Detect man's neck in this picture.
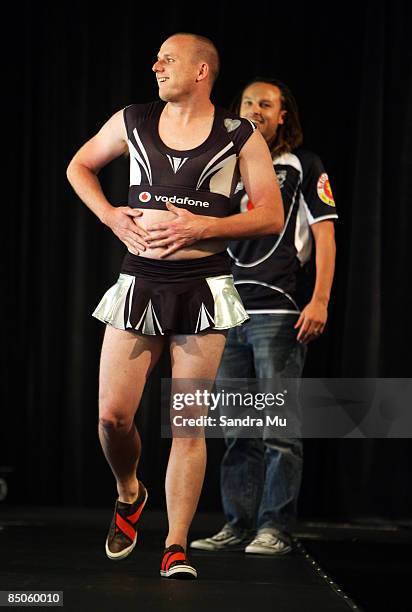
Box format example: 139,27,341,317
163,97,214,125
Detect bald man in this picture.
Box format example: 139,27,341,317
67,33,284,579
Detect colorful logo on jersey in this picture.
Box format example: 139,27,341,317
240,193,254,212
317,173,335,207
139,191,152,203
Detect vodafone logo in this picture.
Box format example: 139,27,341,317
137,191,210,209
139,191,152,203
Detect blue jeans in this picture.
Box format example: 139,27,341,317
218,314,306,538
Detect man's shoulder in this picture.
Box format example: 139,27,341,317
273,150,303,174
292,148,324,171
123,100,165,128
216,106,256,135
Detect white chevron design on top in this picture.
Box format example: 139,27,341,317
166,155,189,174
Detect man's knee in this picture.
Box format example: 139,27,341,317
98,404,134,432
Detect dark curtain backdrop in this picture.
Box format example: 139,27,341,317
3,0,412,520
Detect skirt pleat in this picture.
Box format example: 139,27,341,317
93,272,248,336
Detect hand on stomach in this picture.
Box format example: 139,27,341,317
130,208,227,260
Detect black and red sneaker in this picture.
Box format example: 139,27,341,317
160,544,197,579
105,481,148,560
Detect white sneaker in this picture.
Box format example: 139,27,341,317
190,526,251,551
245,532,292,555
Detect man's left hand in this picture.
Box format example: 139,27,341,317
295,299,328,344
145,202,212,257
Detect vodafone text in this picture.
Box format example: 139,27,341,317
138,191,210,208
155,195,209,208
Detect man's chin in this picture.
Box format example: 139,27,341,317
158,89,188,103
158,87,176,102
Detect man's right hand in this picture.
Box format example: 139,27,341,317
103,206,149,255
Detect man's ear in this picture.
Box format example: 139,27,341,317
278,110,287,125
196,62,209,83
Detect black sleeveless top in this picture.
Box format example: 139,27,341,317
124,101,255,218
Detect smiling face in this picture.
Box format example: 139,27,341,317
239,82,287,144
152,35,202,102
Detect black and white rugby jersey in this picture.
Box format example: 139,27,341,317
123,101,255,218
228,149,338,313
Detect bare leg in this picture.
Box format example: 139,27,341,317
165,330,227,548
99,326,164,502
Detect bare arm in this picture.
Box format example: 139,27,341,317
66,109,148,254
295,221,336,343
146,130,284,256
201,130,284,239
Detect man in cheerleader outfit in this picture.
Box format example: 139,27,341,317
67,35,284,578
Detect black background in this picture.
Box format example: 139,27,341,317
3,0,412,521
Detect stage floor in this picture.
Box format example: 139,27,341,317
1,508,410,611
